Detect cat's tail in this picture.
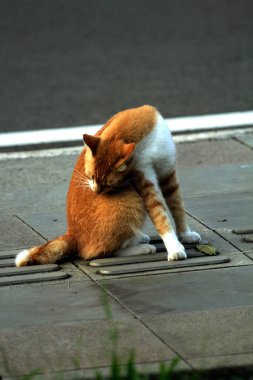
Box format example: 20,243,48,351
15,234,75,267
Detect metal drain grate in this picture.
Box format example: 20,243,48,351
90,250,205,267
89,237,230,275
0,249,69,286
0,264,59,276
0,272,69,286
98,256,230,275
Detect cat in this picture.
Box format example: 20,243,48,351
16,105,201,267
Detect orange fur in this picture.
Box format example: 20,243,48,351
97,105,157,142
67,150,145,259
16,147,146,265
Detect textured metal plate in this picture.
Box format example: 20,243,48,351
0,250,17,259
0,249,70,285
0,271,69,286
0,264,60,277
90,250,205,267
99,256,230,275
233,228,253,235
89,237,208,267
0,259,15,268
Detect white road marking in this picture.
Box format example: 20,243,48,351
0,110,253,149
169,110,253,133
0,146,82,160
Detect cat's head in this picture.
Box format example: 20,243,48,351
83,134,135,194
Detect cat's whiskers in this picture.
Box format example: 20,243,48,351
72,171,90,190
73,171,89,180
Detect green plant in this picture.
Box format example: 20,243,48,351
97,291,180,380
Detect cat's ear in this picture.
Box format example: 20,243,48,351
122,143,135,158
83,134,100,155
115,143,135,171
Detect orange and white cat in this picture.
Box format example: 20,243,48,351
16,105,201,267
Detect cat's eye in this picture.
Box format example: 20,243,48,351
116,163,127,172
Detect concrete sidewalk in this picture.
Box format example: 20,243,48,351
0,133,253,379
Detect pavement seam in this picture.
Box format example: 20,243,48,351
185,210,249,256
14,215,48,242
186,211,252,260
71,261,192,369
98,281,193,369
233,135,253,150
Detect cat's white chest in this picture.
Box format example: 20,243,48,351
135,112,176,177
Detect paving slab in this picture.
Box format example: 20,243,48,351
185,192,253,230
100,266,253,316
3,183,68,215
0,154,75,214
29,360,189,380
189,353,253,371
178,163,253,198
143,307,253,360
235,133,253,149
245,251,253,261
0,280,129,330
216,229,253,253
17,212,67,241
177,138,253,167
0,215,45,250
0,320,178,377
1,271,183,376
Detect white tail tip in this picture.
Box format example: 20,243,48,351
15,249,30,267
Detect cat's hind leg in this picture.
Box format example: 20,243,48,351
115,244,156,257
115,232,155,257
135,230,150,244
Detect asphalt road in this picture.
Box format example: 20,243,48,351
0,0,253,133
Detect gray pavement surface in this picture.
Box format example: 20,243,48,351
1,0,253,133
0,133,253,378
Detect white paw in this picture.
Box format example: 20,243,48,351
116,243,156,257
15,249,30,267
167,242,187,261
179,230,201,244
162,231,188,261
140,244,156,254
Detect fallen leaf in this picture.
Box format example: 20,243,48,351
196,244,217,255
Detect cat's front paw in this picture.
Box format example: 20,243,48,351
163,232,187,261
167,243,187,261
179,230,201,244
